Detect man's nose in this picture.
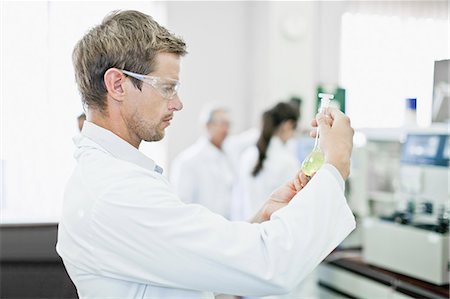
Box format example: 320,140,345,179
169,95,183,111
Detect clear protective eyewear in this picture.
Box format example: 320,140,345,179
121,69,180,100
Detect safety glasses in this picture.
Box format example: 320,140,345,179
121,69,180,100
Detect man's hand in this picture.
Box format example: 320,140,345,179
251,171,311,223
310,107,354,180
250,108,354,224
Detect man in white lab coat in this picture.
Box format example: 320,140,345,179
57,10,356,299
171,105,234,219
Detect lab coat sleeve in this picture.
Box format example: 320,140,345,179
170,158,198,204
90,165,355,297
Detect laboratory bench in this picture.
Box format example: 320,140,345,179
318,249,449,299
0,223,77,298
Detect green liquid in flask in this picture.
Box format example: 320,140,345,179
301,92,334,177
301,149,324,176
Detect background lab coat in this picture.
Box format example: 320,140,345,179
233,137,300,220
170,137,234,219
224,127,260,172
57,122,355,299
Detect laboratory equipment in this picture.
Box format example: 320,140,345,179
404,97,417,127
316,85,346,113
301,93,333,176
318,249,449,299
432,59,449,123
341,128,403,249
363,128,450,285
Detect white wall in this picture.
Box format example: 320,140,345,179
165,2,332,167
165,1,251,165
1,2,346,209
1,1,335,220
316,1,348,85
253,1,318,131
167,1,450,166
0,1,165,222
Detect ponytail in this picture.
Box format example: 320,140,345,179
251,102,299,176
252,111,274,176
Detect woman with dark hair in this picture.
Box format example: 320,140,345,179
252,103,299,176
233,102,300,221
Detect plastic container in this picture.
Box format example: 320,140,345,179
404,98,417,127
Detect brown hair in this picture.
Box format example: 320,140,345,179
252,102,299,176
72,10,187,112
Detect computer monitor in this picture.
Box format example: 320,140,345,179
431,59,449,123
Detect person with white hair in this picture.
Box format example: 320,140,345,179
170,104,234,219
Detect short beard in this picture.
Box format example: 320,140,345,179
130,110,165,143
145,131,164,142
143,123,165,142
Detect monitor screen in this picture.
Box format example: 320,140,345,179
444,137,450,160
401,134,449,167
432,59,450,123
405,135,440,159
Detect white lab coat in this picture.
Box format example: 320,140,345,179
57,122,355,299
170,137,234,219
224,127,260,172
233,137,300,220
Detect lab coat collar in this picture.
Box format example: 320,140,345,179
76,121,163,174
196,137,226,159
268,136,286,152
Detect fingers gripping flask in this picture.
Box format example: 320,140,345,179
301,93,334,176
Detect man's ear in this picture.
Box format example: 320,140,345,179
104,68,126,102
